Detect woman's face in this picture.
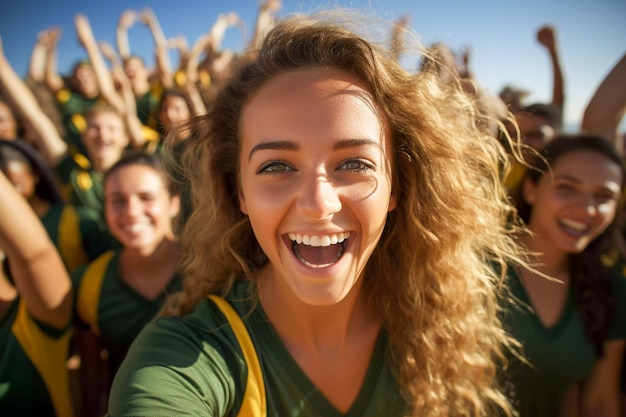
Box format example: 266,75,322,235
74,64,99,98
238,68,396,306
3,160,36,200
104,164,179,254
0,101,17,140
159,95,191,133
523,149,622,254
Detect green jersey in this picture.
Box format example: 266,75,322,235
501,266,626,417
55,153,104,222
107,281,408,416
41,203,112,273
72,250,181,370
0,299,74,417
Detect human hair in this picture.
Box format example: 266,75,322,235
104,150,177,196
83,104,123,125
0,139,64,203
515,134,625,356
176,13,520,416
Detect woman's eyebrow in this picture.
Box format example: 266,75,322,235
248,137,382,161
333,138,382,151
248,140,298,161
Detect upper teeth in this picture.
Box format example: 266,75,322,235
288,232,350,247
560,218,587,231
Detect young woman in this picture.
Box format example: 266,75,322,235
71,150,181,415
0,139,111,273
108,14,521,416
0,169,74,417
504,135,626,416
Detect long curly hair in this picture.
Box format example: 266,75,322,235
515,134,625,356
174,13,522,417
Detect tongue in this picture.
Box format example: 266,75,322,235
295,243,342,265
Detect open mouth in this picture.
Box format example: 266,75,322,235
287,232,350,268
557,218,589,237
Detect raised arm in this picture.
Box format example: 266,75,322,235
28,28,61,82
0,36,67,165
582,53,626,151
390,14,410,63
0,170,72,329
116,10,137,60
99,41,146,149
248,0,281,54
75,14,126,114
40,27,64,93
536,25,565,126
140,7,174,89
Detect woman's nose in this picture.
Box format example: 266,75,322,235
297,174,342,219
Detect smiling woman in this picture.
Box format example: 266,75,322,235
505,134,626,416
107,11,523,417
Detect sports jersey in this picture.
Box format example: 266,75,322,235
55,153,104,222
41,203,112,273
72,250,182,371
55,89,99,157
107,280,408,416
0,298,74,417
501,265,626,416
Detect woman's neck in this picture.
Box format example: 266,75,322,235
257,269,380,352
518,231,569,277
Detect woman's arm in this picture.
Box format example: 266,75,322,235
580,339,625,417
0,36,68,165
536,25,565,122
99,41,146,149
116,9,137,60
41,27,64,93
140,7,174,89
75,14,126,114
0,170,72,329
582,53,626,151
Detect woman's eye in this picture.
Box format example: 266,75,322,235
339,158,374,173
256,160,293,175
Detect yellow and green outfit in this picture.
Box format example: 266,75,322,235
55,89,99,157
55,153,104,223
71,250,182,372
0,298,74,417
41,203,113,273
107,280,408,417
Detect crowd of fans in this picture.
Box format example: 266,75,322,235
1,1,625,416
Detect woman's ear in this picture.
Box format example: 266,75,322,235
238,188,248,215
169,194,181,218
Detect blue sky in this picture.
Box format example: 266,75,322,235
1,0,625,130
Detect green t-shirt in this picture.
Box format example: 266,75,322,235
41,203,112,273
0,298,74,417
107,281,408,416
72,250,181,371
55,153,104,223
501,265,626,416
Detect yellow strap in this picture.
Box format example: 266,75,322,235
58,205,88,272
77,251,115,334
208,294,266,417
12,301,75,417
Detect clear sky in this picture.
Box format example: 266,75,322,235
1,0,625,131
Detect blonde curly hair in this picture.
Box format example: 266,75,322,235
174,12,522,417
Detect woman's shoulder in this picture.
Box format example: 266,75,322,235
108,298,247,416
